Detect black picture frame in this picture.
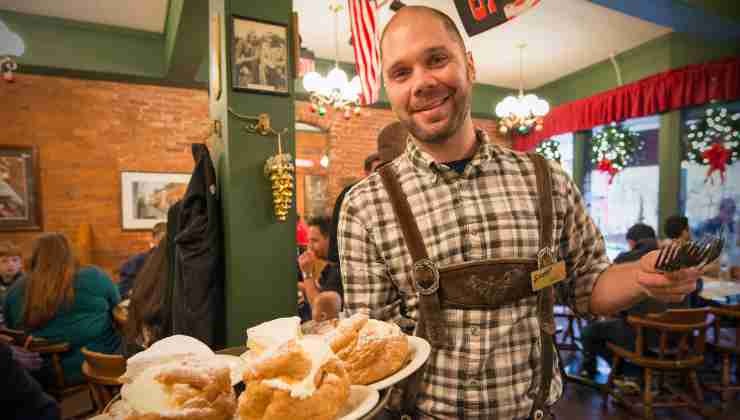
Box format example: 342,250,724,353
0,145,42,231
231,14,290,96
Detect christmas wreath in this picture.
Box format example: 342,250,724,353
684,105,740,184
590,122,643,184
535,138,561,163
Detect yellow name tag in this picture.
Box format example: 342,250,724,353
530,260,566,291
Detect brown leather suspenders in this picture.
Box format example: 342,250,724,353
377,153,557,419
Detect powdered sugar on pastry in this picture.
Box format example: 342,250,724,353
246,316,302,355
357,319,402,346
262,335,334,399
123,335,214,382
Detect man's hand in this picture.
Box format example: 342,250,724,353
298,250,316,275
636,250,701,303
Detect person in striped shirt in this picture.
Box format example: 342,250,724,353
338,6,701,419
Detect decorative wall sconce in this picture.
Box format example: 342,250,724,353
228,108,295,221
1,56,18,83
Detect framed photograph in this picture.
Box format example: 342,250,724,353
121,171,191,230
0,145,42,231
231,15,290,95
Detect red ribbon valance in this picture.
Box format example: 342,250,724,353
513,56,740,151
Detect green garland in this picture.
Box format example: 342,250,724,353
590,122,644,183
535,138,561,163
684,105,740,166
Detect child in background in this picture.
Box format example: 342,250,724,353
311,291,342,323
0,241,23,326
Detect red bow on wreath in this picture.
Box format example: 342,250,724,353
597,159,619,184
702,142,730,184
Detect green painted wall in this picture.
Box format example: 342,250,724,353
1,10,166,78
164,0,185,72
658,111,683,236
213,0,297,347
535,32,740,107
678,0,740,23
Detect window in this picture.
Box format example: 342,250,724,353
552,132,574,177
583,116,661,260
681,100,740,267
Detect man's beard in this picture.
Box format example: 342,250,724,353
402,89,470,145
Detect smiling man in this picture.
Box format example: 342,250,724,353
338,6,700,420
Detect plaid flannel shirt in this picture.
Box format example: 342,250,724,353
338,129,610,419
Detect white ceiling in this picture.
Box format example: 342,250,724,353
0,0,169,33
293,0,672,89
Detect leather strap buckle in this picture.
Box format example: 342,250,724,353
412,258,440,295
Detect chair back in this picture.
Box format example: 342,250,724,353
0,326,31,347
627,308,712,362
81,347,125,413
81,347,126,382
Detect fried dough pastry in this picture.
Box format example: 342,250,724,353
238,337,350,420
121,357,237,420
329,315,410,385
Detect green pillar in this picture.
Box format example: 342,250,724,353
210,0,296,347
658,110,683,237
572,131,589,192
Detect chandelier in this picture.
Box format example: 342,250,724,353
495,44,549,135
302,2,362,119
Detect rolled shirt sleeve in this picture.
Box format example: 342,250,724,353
552,164,610,317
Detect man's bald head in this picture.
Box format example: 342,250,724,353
380,6,466,57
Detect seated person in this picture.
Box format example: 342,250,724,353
118,222,166,298
298,216,342,312
312,291,342,323
580,223,662,378
0,341,60,420
3,233,122,386
664,215,690,244
613,223,658,264
0,241,23,326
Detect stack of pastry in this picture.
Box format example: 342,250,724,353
93,336,237,420
326,314,410,385
237,317,350,420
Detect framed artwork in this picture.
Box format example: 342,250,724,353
231,15,290,95
304,174,328,219
0,145,41,231
121,171,191,230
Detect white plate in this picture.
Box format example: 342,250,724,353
368,336,431,391
214,354,248,386
337,385,380,420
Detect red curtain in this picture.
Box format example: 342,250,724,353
513,56,740,151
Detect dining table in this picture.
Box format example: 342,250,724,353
700,276,740,304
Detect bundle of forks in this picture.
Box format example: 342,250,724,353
654,237,725,272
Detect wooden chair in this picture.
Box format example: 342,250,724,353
601,308,713,420
0,327,91,408
81,347,126,413
705,304,740,408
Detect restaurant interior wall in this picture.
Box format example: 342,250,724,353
0,73,209,276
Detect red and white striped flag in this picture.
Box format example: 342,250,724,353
348,0,381,105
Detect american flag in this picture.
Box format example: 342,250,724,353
348,0,381,105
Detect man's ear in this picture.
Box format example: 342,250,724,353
466,51,476,82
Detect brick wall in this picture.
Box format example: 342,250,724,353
1,74,210,277
0,74,507,277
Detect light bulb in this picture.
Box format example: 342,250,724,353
320,154,330,168
327,67,348,90
302,71,322,92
